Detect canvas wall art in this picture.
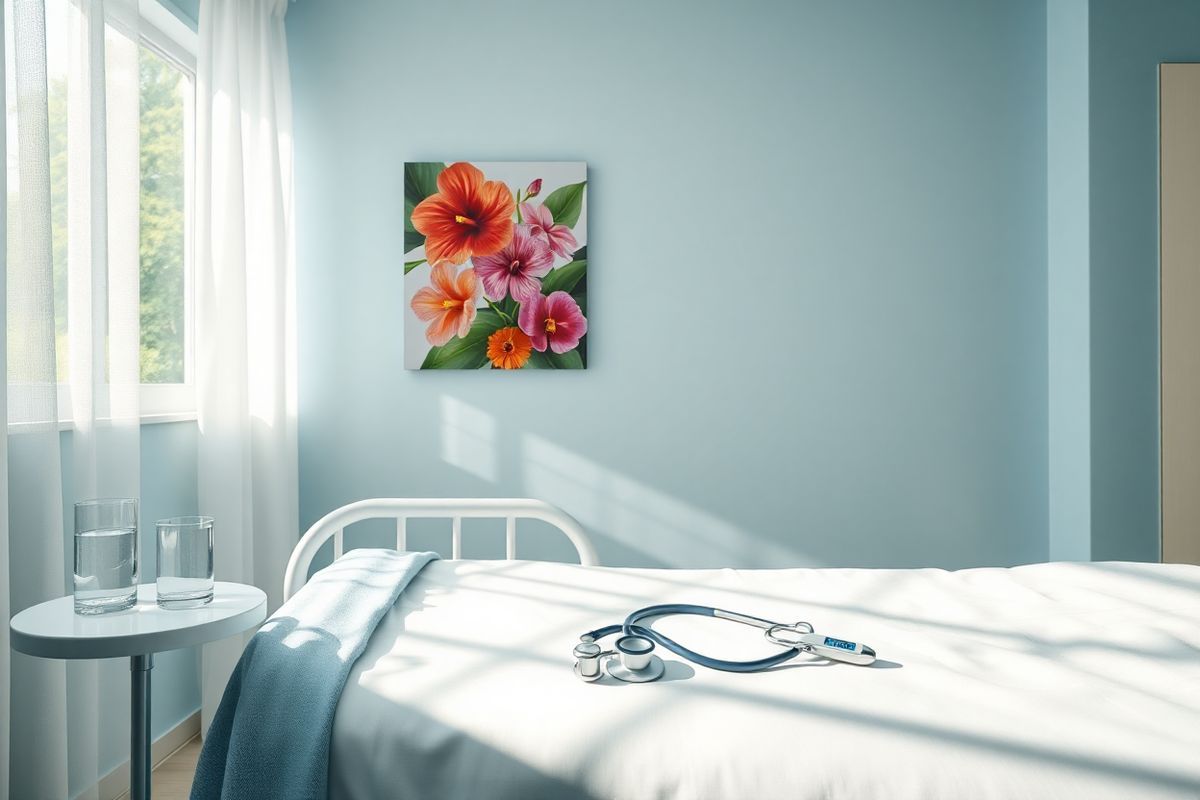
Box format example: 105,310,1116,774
404,161,588,370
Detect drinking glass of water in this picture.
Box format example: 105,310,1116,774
74,498,139,614
156,516,214,609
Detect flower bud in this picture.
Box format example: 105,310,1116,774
525,178,542,199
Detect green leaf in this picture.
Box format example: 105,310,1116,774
405,162,444,208
404,259,426,274
404,163,444,254
541,259,586,295
526,348,585,370
501,296,520,321
573,290,587,317
541,181,586,229
524,351,553,369
548,349,584,369
404,228,425,254
419,309,504,369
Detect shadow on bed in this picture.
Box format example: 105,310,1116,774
660,680,1200,796
334,576,606,799
473,560,1200,663
331,703,605,800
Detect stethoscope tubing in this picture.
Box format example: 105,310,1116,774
582,604,803,673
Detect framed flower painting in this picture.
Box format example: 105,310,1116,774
404,161,588,370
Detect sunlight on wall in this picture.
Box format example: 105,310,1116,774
440,396,498,483
521,433,812,568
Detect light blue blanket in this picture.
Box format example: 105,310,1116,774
190,548,439,800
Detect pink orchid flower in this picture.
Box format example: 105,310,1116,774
520,202,579,260
518,291,587,354
472,224,554,304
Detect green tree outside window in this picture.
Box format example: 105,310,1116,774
25,43,188,385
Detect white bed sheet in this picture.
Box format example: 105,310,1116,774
330,560,1200,800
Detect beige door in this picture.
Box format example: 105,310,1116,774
1160,63,1200,564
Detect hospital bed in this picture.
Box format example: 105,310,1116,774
256,499,1200,799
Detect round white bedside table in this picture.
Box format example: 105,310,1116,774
10,582,266,800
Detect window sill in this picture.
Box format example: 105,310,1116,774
139,411,198,426
7,412,197,435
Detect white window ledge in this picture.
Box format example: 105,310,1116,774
137,411,198,426
7,412,197,434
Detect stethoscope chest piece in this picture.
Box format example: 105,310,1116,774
606,634,664,683
606,653,665,683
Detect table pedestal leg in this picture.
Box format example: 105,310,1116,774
131,653,154,800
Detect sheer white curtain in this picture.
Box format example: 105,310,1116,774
0,13,9,794
196,0,298,733
4,0,140,795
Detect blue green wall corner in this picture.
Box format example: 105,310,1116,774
1085,0,1200,562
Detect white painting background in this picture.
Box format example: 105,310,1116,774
404,162,588,368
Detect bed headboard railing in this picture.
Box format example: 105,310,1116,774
283,498,599,601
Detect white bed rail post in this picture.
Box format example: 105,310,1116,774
283,499,598,601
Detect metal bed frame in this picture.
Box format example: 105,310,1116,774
283,498,599,601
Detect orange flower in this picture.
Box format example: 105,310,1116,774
410,162,515,266
487,326,533,370
410,262,479,346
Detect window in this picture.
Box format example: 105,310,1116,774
6,0,196,426
138,43,190,385
136,6,196,419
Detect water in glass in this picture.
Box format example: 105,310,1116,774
74,499,139,614
157,516,214,608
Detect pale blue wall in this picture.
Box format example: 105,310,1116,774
158,0,198,29
287,0,1050,569
1047,0,1091,561
1087,0,1200,561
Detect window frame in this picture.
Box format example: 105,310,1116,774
135,0,197,423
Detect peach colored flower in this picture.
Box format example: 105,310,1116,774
410,262,479,346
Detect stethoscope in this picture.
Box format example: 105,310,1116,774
573,604,877,683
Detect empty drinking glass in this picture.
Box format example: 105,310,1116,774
74,498,139,614
156,516,214,609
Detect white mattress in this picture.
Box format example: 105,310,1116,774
329,560,1200,799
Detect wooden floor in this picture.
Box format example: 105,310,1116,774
116,735,200,800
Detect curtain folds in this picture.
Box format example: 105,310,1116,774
196,0,298,734
4,0,140,795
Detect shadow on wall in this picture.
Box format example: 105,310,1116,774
439,396,815,568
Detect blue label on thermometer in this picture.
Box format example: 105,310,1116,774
823,636,857,651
